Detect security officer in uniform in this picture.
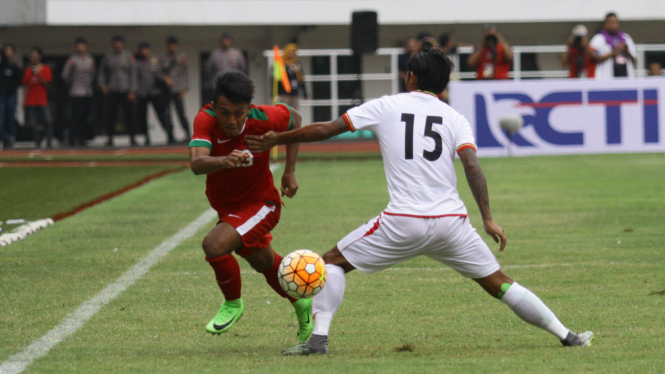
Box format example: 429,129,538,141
136,41,174,145
160,35,190,141
98,35,137,147
62,37,95,146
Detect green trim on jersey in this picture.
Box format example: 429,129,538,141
247,107,268,121
203,108,216,117
189,139,212,149
276,102,295,130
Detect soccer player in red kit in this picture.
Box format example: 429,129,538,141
188,72,313,340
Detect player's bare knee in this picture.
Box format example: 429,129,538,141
322,246,354,273
201,235,233,258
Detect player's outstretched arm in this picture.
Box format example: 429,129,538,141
459,148,507,251
245,116,349,153
281,108,303,198
189,146,248,175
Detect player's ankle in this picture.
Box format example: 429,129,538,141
224,297,243,306
291,298,308,310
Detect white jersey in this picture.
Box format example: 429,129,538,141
343,90,477,217
589,32,637,79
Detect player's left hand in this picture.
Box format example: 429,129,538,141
483,219,507,252
245,131,278,153
281,171,299,198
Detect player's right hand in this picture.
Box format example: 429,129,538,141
221,149,249,168
483,219,507,251
245,131,278,153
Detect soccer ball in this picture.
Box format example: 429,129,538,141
278,250,327,299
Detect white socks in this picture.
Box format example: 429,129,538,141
312,264,346,336
501,282,570,340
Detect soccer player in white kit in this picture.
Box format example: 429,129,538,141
246,48,593,354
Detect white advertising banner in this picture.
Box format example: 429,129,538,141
449,79,665,157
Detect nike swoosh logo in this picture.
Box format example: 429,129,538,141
218,138,231,144
213,316,236,331
228,214,241,218
306,312,310,324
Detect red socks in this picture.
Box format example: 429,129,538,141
206,254,242,301
206,251,296,303
260,252,297,303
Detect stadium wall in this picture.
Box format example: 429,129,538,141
2,19,665,141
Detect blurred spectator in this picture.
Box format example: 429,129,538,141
136,42,173,145
438,35,460,103
62,37,95,146
98,35,137,147
561,25,597,78
0,44,22,149
416,32,438,51
467,24,513,80
276,43,308,110
22,47,53,148
398,38,419,92
648,62,663,77
439,33,459,55
160,36,190,141
590,12,636,79
205,32,246,89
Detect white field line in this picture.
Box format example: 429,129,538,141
0,208,218,374
0,164,282,374
0,219,54,247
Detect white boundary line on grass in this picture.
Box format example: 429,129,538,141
0,164,282,374
0,208,218,374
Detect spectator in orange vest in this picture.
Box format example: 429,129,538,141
562,25,598,78
467,24,513,80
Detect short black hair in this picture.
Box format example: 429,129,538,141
214,72,254,103
75,37,87,45
605,12,617,20
406,48,453,94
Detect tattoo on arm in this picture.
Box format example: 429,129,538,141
460,149,492,221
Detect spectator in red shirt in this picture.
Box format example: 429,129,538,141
561,25,597,78
467,24,513,80
22,47,53,148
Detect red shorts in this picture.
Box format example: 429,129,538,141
217,201,281,256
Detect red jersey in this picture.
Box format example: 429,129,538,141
475,44,511,80
22,65,52,107
189,103,294,212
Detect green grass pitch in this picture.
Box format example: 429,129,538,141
0,166,183,222
1,154,664,373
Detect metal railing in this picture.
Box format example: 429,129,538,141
264,44,665,113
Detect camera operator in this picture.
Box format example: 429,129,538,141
467,24,513,80
561,25,597,78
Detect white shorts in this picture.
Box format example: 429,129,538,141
337,213,500,279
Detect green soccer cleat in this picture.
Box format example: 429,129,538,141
292,298,313,342
206,298,244,335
